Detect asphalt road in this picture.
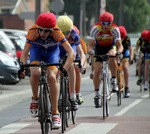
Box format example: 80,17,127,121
0,63,150,134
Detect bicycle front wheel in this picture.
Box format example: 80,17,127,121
102,74,106,119
61,77,66,133
39,84,50,134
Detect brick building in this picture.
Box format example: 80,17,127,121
0,0,49,31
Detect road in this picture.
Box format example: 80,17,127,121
0,63,150,134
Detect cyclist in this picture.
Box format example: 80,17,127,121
56,15,86,110
134,30,148,85
20,12,75,129
143,31,150,90
119,26,133,98
73,25,87,105
88,12,123,108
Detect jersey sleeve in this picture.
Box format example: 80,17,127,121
126,36,131,46
52,25,68,46
26,25,39,46
89,26,99,40
80,38,87,54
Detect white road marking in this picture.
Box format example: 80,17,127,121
115,94,148,116
0,123,32,134
65,123,118,134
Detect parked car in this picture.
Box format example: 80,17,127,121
0,29,27,43
0,50,20,84
0,29,30,76
0,31,17,59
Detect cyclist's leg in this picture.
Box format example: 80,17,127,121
29,49,43,116
108,48,118,92
122,50,130,98
137,55,143,85
46,50,61,129
144,55,150,91
74,65,83,105
93,61,102,108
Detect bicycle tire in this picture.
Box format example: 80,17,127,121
117,69,121,106
71,110,76,124
106,73,110,117
66,79,71,127
61,77,66,133
140,61,145,92
102,74,106,119
39,84,50,134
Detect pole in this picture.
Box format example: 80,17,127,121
35,0,41,23
119,0,123,26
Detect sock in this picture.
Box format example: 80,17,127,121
76,93,81,96
51,110,59,115
95,89,100,96
111,77,116,83
33,96,39,100
70,91,76,100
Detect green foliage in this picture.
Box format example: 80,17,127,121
106,0,150,33
50,0,150,35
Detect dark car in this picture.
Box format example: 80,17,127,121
0,51,20,84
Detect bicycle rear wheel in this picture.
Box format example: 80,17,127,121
117,69,121,106
60,77,66,133
39,84,50,134
72,110,76,124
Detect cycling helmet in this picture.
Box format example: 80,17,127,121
56,15,73,32
119,26,127,38
73,25,80,35
36,12,56,29
99,12,114,22
146,31,150,42
141,30,148,39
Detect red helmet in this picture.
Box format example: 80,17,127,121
36,12,56,29
73,25,80,35
119,26,127,38
146,31,150,42
99,12,114,22
141,30,148,39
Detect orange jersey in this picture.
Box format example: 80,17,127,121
80,38,87,54
26,25,68,48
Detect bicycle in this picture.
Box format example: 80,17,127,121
19,61,62,134
94,54,115,119
58,58,84,133
116,54,125,106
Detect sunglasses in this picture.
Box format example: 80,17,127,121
101,22,111,26
63,31,70,35
38,28,51,33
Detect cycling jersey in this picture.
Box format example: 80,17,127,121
89,22,121,46
59,29,80,59
122,36,131,54
76,38,87,59
26,24,68,65
136,38,149,53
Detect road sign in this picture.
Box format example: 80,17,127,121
50,0,64,14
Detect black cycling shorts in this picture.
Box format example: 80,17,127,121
95,44,115,62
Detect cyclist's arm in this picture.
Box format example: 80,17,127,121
134,45,140,54
128,45,134,60
116,40,123,53
20,44,31,64
62,42,75,70
88,39,95,52
76,44,86,66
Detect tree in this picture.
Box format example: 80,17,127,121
50,0,150,35
106,0,150,33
